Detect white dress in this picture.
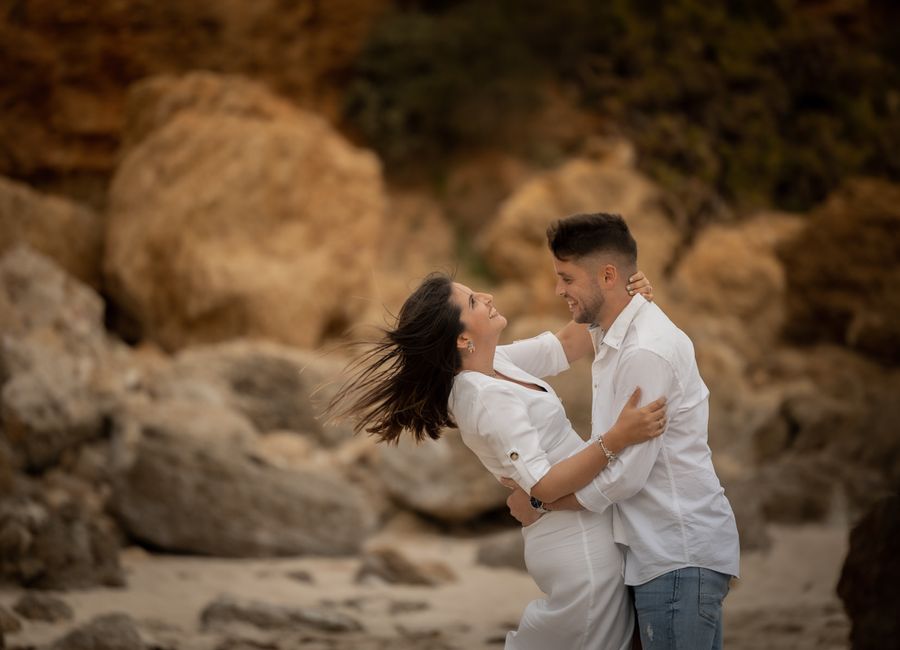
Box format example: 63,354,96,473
449,333,634,650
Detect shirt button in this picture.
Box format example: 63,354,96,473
508,451,519,461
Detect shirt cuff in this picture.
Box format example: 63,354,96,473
574,480,614,514
539,331,570,375
518,458,553,493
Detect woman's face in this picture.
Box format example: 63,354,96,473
451,282,507,347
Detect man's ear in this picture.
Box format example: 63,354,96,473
600,263,619,288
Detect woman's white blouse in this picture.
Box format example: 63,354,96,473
448,332,584,492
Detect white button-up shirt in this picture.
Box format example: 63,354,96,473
571,294,740,586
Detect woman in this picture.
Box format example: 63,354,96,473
331,272,665,649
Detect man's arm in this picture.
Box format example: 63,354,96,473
555,321,594,363
545,493,583,511
574,348,677,514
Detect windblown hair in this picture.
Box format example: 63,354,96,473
546,212,637,267
327,273,463,444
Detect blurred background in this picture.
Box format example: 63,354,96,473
1,1,898,648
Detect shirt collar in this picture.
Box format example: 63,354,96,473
592,294,648,351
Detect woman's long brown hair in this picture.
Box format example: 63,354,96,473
327,273,464,443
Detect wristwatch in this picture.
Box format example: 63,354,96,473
530,496,549,514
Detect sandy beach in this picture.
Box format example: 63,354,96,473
1,518,850,649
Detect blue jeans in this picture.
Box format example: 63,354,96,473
632,567,731,650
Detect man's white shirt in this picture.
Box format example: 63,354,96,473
552,294,740,586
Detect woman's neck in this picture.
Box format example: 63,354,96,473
460,341,498,375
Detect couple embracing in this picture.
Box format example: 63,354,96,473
333,213,740,649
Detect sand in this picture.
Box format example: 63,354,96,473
0,519,850,649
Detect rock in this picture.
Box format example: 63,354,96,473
366,190,456,325
759,347,900,504
104,73,386,351
0,475,124,589
443,152,534,235
286,570,314,584
479,157,681,317
779,178,900,365
0,606,21,633
837,494,900,650
285,350,370,448
670,212,805,358
374,428,510,523
0,246,133,470
0,245,107,369
475,529,527,571
0,177,103,287
0,2,389,207
49,613,144,650
146,340,328,440
718,480,771,552
12,592,73,623
121,73,300,154
1,356,106,471
761,456,836,523
355,548,456,586
109,400,373,556
200,595,363,633
0,438,19,495
253,432,319,469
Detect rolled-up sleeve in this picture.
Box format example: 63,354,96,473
575,349,676,513
499,331,570,379
473,384,552,492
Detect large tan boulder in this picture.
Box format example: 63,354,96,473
778,178,900,365
662,213,806,459
105,73,387,351
669,212,806,358
364,190,457,326
0,177,102,287
0,1,390,206
479,157,681,317
120,72,300,154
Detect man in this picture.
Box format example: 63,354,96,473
507,213,739,649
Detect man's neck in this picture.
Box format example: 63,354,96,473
595,292,632,331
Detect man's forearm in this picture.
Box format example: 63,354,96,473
555,321,593,363
545,493,584,511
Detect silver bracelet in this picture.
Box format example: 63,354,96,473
597,436,618,463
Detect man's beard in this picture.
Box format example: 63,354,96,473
573,290,605,325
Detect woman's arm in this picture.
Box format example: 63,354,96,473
528,387,666,503
555,272,654,363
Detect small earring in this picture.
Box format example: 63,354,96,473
467,340,474,353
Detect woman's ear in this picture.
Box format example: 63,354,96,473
457,334,470,352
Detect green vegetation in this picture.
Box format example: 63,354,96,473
344,0,899,211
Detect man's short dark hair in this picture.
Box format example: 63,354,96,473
546,212,637,265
